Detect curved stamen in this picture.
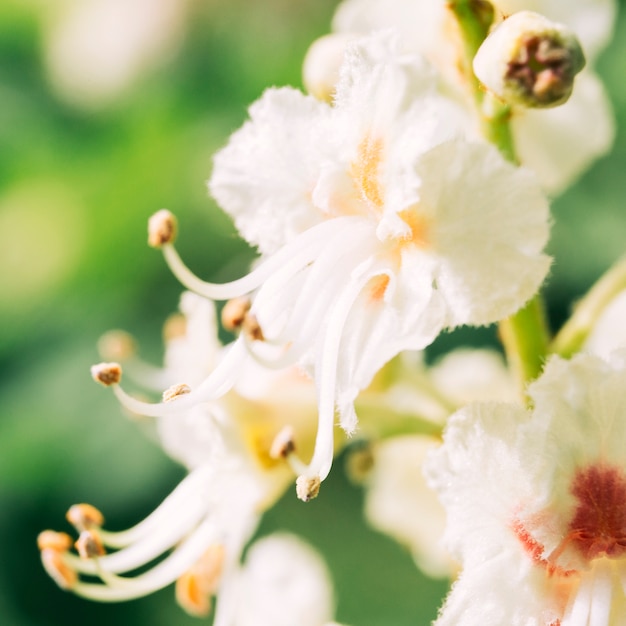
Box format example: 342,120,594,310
110,339,246,418
301,261,389,488
90,466,214,550
65,491,210,577
69,518,219,602
160,217,358,302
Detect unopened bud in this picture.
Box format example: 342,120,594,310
296,475,321,502
75,530,106,559
91,362,122,386
474,11,585,108
148,209,177,247
302,33,354,102
66,503,104,531
163,383,191,402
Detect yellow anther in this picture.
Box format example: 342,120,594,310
221,297,251,332
148,209,177,248
66,503,104,531
75,530,106,559
296,475,321,502
163,383,192,403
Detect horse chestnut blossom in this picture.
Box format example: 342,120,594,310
38,292,322,618
426,352,626,625
327,0,616,193
153,32,550,491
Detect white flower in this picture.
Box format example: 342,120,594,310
426,353,626,625
39,293,322,618
330,0,616,193
231,533,336,626
42,0,189,108
156,32,550,489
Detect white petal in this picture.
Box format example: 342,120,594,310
418,140,551,325
209,88,330,255
512,70,615,195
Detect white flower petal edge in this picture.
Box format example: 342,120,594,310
426,353,626,625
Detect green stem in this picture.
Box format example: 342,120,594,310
551,256,626,358
447,0,494,107
499,296,550,388
449,0,550,392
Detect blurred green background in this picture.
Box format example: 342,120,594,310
1,1,625,624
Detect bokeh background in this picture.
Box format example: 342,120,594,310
1,1,625,624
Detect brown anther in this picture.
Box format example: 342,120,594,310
242,313,264,342
163,313,187,341
97,330,136,361
148,209,177,248
221,297,251,332
66,503,104,531
296,475,321,502
163,383,191,403
90,362,122,386
37,530,73,552
40,549,78,590
75,530,106,559
269,426,296,460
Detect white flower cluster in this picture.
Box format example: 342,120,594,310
39,0,626,624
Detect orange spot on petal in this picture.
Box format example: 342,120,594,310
351,135,385,211
397,208,430,246
368,274,390,302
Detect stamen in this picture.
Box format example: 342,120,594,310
91,362,122,387
175,544,225,617
221,297,251,332
69,518,219,602
97,330,136,361
296,475,321,502
38,531,77,590
37,530,73,552
159,216,357,301
75,530,106,559
66,504,104,532
162,383,191,403
242,314,264,342
108,339,247,419
41,548,77,590
270,426,296,459
92,466,214,551
305,260,384,482
148,209,177,248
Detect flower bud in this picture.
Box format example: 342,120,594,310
473,11,585,108
302,33,354,103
